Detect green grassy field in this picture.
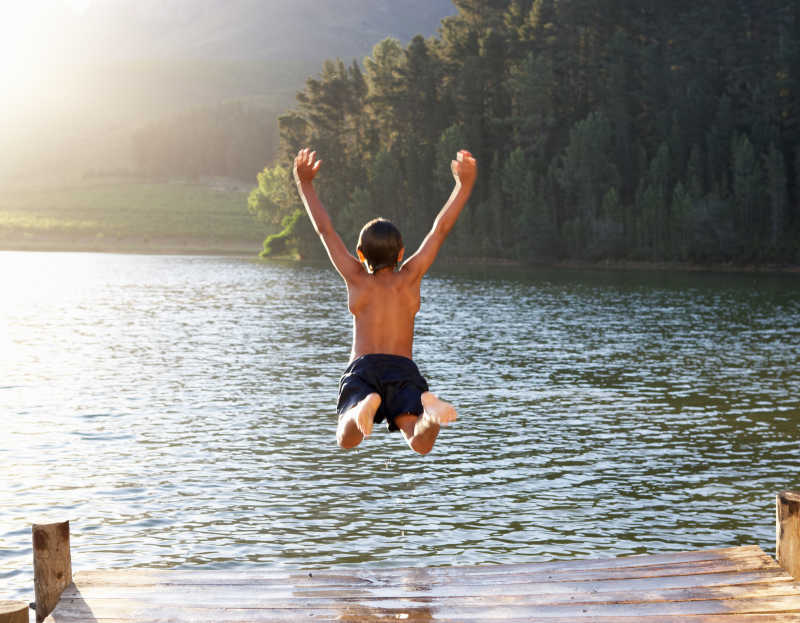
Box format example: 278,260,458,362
0,181,266,254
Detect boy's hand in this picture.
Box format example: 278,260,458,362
451,149,477,188
293,147,322,185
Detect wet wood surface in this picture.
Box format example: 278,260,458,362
45,545,800,622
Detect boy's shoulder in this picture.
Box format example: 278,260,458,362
345,267,420,292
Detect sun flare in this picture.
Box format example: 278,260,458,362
0,1,90,113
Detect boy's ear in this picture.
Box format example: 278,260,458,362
397,247,405,264
357,248,366,263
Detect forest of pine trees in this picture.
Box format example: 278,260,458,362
249,0,800,265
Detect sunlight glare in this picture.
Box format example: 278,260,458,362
0,1,89,118
64,0,92,12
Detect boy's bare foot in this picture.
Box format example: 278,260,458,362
337,393,381,448
353,392,381,437
421,392,457,425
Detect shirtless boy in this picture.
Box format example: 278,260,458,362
293,147,477,454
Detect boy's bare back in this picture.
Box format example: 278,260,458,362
293,147,477,361
346,267,420,360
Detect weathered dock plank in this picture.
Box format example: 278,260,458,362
44,545,800,622
39,615,800,623
65,545,779,587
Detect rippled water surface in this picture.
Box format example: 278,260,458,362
2,251,799,602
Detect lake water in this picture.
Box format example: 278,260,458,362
2,251,799,603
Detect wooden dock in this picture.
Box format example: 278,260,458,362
44,545,800,622
14,491,800,622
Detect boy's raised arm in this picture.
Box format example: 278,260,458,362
403,149,477,278
293,148,362,281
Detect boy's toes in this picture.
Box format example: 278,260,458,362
421,393,457,426
436,405,457,425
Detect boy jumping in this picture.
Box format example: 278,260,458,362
293,147,477,455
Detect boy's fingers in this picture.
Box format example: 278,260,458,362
309,150,317,164
312,160,322,172
457,149,474,164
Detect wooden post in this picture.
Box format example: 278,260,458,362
0,601,29,623
777,491,800,581
32,521,72,623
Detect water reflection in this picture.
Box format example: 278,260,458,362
1,252,799,602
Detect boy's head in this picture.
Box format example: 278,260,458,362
357,218,404,273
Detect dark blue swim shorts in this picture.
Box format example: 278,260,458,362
336,354,429,432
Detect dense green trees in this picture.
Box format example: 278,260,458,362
250,0,800,264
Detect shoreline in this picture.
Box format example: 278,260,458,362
550,258,800,275
0,237,261,257
3,241,799,274
437,256,800,275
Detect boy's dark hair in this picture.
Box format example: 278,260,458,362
357,218,403,273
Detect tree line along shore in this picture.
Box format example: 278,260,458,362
249,0,800,268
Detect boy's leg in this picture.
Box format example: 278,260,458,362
337,393,381,449
395,392,457,455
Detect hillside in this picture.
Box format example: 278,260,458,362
1,0,455,182
0,180,261,254
71,0,456,63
